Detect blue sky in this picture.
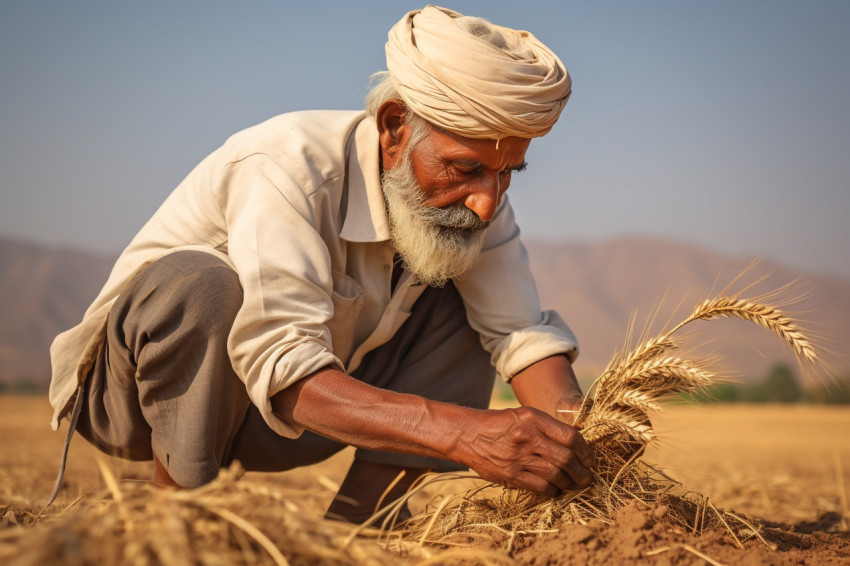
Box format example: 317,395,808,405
2,1,849,278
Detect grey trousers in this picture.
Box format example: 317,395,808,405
75,251,495,487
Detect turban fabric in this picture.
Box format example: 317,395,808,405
385,5,571,140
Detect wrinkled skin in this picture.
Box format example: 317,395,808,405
380,102,530,224
268,102,594,513
273,357,594,500
152,102,593,523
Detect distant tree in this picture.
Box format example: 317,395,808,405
691,383,744,403
763,363,802,403
809,376,850,404
744,381,769,403
713,383,745,402
823,383,850,404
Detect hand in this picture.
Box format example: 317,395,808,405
553,393,587,427
454,406,595,497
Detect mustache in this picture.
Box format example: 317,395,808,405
420,204,491,232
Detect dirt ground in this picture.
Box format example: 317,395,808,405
2,395,849,564
646,404,850,527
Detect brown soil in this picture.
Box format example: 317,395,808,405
484,500,850,565
2,397,849,564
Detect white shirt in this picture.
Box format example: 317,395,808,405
49,111,579,437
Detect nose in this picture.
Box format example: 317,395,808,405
463,174,503,222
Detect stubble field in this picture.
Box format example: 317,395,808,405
1,395,849,564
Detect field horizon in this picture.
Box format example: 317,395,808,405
2,395,848,564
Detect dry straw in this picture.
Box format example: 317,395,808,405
397,283,824,551
2,279,827,564
6,464,416,566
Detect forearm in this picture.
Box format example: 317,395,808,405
271,366,473,462
272,363,594,494
510,354,584,418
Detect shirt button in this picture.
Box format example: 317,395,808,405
383,264,391,271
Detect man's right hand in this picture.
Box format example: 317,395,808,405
274,367,594,497
451,406,595,497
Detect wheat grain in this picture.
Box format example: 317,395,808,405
402,287,826,552
673,297,818,365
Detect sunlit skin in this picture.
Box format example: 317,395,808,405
155,101,593,523
379,101,531,223
375,100,590,419
158,101,596,524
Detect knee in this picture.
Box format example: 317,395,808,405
113,251,243,350
168,254,243,332
153,251,240,296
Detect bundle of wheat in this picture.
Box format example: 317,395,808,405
397,287,823,552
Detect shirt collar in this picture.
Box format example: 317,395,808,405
340,116,391,243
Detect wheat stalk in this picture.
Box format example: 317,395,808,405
401,288,825,550
583,295,819,463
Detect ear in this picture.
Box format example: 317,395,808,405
376,99,410,170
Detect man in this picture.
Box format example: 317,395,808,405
48,5,593,522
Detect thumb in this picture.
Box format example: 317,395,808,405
555,394,586,426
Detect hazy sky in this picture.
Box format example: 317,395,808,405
2,1,849,278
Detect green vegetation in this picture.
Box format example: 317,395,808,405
0,377,49,395
692,362,850,404
494,363,850,406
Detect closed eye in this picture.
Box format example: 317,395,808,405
450,160,527,176
452,160,483,175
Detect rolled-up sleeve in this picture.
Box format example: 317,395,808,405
454,196,579,381
220,154,342,437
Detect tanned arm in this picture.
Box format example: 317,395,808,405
271,366,594,496
509,354,586,425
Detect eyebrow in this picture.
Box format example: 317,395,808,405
451,159,528,172
511,161,528,173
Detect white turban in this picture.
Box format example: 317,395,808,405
385,5,571,140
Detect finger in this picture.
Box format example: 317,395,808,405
517,426,593,489
538,443,594,488
555,408,580,426
555,394,584,425
514,471,561,498
523,457,575,493
538,417,595,469
561,451,594,487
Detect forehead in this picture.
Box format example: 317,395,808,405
414,126,531,168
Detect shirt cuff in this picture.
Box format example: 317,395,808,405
491,310,580,381
248,341,344,438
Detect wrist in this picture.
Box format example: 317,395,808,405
423,399,483,467
511,354,584,417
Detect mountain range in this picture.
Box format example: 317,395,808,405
526,237,849,384
1,235,847,388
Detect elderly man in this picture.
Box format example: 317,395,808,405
48,6,593,522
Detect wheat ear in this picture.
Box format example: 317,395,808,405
670,297,818,365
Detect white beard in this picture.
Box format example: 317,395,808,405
382,153,490,288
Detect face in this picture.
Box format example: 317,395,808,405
384,118,531,223
405,128,530,222
378,102,532,286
